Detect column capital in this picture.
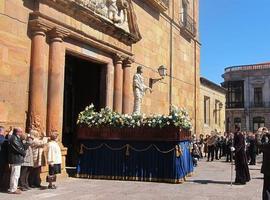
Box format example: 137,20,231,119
29,19,49,37
123,57,134,67
48,27,69,43
114,53,125,64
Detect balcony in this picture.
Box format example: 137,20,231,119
145,0,169,12
224,62,270,73
226,102,244,109
250,102,270,108
180,13,197,38
226,102,270,109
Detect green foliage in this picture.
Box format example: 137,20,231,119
77,104,192,130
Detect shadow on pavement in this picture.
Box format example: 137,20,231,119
249,168,261,171
187,180,231,185
252,177,263,180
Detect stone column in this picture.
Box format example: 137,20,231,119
28,25,48,134
46,28,67,139
113,54,124,113
122,57,134,114
105,62,114,109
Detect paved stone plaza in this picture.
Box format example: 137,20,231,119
0,158,263,200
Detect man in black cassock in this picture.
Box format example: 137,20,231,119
259,131,270,200
233,126,250,185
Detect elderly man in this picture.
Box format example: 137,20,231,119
8,127,26,194
133,66,151,114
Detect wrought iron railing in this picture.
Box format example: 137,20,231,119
180,13,197,37
226,102,244,109
250,102,270,108
162,0,169,7
227,101,270,109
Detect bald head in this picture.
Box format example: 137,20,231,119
13,127,23,137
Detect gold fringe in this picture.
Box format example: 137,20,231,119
74,174,189,184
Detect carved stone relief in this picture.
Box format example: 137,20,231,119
40,0,142,44
74,0,129,32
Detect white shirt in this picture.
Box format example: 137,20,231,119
47,141,62,165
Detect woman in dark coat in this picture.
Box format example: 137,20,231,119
233,127,250,185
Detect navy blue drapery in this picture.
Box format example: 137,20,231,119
76,140,193,183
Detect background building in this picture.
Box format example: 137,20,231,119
223,62,270,132
199,77,226,136
0,0,200,168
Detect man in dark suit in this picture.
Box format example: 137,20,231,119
260,132,270,200
249,134,257,165
8,127,26,194
0,126,8,190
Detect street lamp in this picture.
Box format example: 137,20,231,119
149,65,167,88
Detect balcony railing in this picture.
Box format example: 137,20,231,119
227,101,270,109
224,63,270,73
180,13,197,37
250,102,270,108
162,0,169,7
226,102,244,109
146,0,169,12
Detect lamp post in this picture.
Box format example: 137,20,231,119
149,65,167,89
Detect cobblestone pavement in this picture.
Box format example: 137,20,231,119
0,157,263,200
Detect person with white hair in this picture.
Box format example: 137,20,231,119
19,133,34,191
29,130,47,188
47,132,62,189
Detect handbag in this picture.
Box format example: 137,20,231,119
46,175,57,183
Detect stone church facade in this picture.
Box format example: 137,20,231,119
0,0,200,167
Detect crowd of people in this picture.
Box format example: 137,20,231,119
191,126,270,200
0,126,62,195
191,129,265,166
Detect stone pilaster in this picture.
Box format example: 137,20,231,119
46,28,68,139
122,57,134,114
28,24,48,134
113,54,124,113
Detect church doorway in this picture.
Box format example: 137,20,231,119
62,53,106,169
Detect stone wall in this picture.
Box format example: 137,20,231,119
199,82,226,136
0,0,33,128
0,0,200,134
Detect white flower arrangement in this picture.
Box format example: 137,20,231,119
77,104,192,130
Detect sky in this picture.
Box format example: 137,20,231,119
200,0,270,84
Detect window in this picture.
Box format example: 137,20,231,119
253,117,265,132
234,118,241,129
254,87,263,107
214,100,221,125
181,0,189,20
204,96,210,125
225,81,244,108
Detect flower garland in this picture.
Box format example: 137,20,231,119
77,104,192,130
